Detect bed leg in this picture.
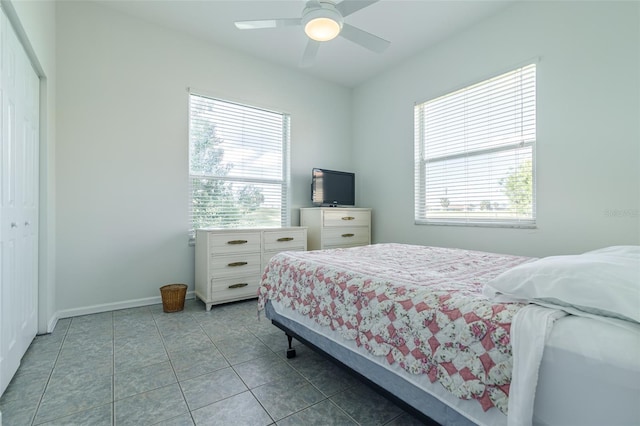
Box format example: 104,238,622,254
286,334,296,359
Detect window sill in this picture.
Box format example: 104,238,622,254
415,220,537,229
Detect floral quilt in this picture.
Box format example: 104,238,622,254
258,243,532,414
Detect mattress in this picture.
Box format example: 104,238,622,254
259,244,640,425
266,300,640,426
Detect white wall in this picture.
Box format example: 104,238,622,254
46,0,640,315
353,1,640,257
7,0,57,332
55,1,352,314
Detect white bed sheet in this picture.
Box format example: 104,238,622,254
270,300,640,426
533,316,640,426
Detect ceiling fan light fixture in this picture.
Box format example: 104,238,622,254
302,3,343,42
305,17,341,41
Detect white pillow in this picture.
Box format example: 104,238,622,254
483,246,640,323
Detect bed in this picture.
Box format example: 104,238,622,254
257,243,640,426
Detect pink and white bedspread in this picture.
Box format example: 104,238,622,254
258,243,532,414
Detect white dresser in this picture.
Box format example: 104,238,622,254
300,207,371,250
195,227,307,311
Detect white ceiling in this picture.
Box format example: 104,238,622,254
94,0,516,87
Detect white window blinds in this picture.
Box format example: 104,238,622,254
414,64,536,227
189,93,290,232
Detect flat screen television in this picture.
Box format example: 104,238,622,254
311,168,355,207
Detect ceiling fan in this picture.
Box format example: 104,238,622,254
234,0,390,67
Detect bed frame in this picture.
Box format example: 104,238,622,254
265,301,477,426
272,319,439,425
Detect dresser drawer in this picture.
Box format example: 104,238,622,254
263,229,307,251
210,275,260,300
323,210,370,227
208,232,261,254
209,253,262,277
322,227,369,247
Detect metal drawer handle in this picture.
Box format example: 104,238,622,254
227,261,248,267
227,239,248,245
228,283,248,289
341,216,355,221
341,233,355,238
277,237,294,242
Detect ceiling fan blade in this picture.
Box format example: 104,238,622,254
340,23,390,53
335,0,379,18
300,40,320,67
235,18,301,30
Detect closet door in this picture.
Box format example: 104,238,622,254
18,28,39,361
0,6,39,396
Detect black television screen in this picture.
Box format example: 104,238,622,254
311,168,355,207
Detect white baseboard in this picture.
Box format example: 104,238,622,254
46,313,59,334
54,291,196,321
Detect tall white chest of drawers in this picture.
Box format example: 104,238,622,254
300,207,371,250
195,227,307,311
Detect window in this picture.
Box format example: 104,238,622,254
414,63,536,227
189,93,290,233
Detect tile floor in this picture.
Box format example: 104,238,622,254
0,298,427,425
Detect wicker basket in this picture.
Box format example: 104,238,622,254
160,284,188,313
